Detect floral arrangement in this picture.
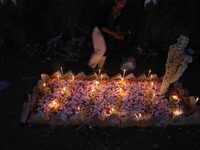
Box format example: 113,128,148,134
160,35,193,95
33,78,188,122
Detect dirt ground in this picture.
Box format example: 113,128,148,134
0,45,200,150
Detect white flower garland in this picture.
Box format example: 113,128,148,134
160,35,193,95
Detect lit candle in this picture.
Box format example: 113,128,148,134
43,83,46,93
41,74,45,82
57,74,60,79
150,75,153,81
78,106,80,113
63,87,66,91
72,76,74,82
60,67,63,76
171,95,178,100
101,74,103,81
134,113,139,121
52,101,57,106
119,88,122,93
98,69,101,76
147,70,151,78
138,113,141,118
151,82,154,87
196,97,199,102
174,109,182,116
123,69,126,78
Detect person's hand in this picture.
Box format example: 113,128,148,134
114,33,124,40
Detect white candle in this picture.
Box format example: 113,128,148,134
43,83,46,93
134,113,139,121
150,75,153,81
98,69,101,76
41,74,43,78
147,70,151,78
101,74,103,81
41,74,46,82
57,74,60,79
123,69,126,78
60,67,63,76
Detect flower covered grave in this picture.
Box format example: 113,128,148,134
20,70,200,127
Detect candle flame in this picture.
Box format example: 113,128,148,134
174,110,182,115
43,83,46,87
52,101,57,105
171,95,179,100
196,98,199,101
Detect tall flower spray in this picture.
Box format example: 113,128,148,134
160,35,193,95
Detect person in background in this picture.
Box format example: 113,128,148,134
88,0,127,73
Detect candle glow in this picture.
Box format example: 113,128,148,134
174,109,182,115
171,95,179,100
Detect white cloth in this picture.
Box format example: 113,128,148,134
88,27,106,68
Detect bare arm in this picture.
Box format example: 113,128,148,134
101,27,124,40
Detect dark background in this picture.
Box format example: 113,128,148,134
1,0,200,50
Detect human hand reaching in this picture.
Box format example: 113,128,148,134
114,33,124,40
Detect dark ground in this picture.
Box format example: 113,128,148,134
0,43,200,150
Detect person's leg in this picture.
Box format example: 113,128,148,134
88,27,106,70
